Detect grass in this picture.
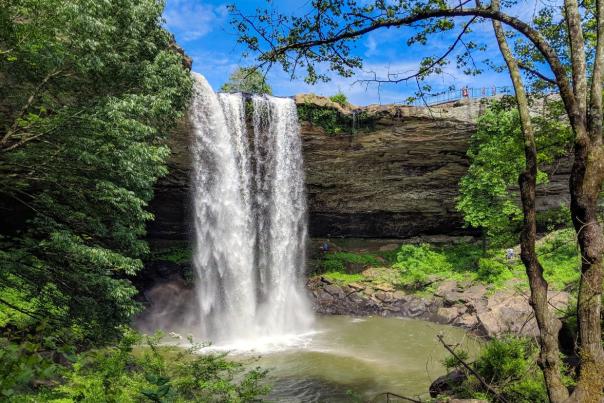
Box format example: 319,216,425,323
314,229,580,293
320,252,385,272
322,272,366,283
537,229,580,289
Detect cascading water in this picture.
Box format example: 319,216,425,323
190,74,313,347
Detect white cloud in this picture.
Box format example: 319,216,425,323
264,56,510,106
164,0,228,42
364,34,379,57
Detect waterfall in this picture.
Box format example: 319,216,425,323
190,74,313,346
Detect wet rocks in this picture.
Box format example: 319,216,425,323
307,278,570,338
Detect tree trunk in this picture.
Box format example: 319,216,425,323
565,0,604,400
491,2,570,401
567,144,604,402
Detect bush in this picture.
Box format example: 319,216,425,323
474,336,534,382
476,258,513,285
393,244,455,288
297,104,346,135
329,92,348,106
5,329,269,402
441,336,549,403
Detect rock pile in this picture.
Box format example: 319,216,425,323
307,277,569,337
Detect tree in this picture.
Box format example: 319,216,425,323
220,67,272,94
490,0,569,398
231,1,604,401
0,0,192,344
457,102,525,242
457,98,571,242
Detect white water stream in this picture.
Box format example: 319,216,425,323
189,74,313,348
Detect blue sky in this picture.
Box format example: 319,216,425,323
164,0,544,105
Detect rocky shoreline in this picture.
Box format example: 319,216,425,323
137,254,571,340
307,276,569,338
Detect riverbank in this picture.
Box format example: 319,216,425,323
139,230,576,340
307,274,569,337
306,232,576,338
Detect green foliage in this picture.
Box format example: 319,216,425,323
151,245,192,264
312,235,578,350
321,272,366,284
537,229,580,289
329,92,349,106
442,336,549,403
476,258,513,285
318,251,385,284
297,103,374,135
220,67,272,95
393,244,456,288
456,101,526,242
474,337,535,382
389,230,579,291
7,330,269,402
321,252,383,273
536,205,573,231
0,336,62,400
0,0,192,345
457,99,572,243
298,103,347,135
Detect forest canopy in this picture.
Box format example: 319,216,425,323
0,0,192,346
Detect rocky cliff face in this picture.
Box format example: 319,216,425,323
147,96,570,241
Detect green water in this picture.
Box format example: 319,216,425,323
237,315,479,402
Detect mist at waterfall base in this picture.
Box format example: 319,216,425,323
137,74,478,401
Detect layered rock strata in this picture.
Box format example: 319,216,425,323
148,96,571,240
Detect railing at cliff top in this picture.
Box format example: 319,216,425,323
404,85,515,106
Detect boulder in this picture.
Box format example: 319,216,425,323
476,290,570,337
374,283,395,292
437,307,464,324
460,284,487,302
436,280,458,297
323,283,345,298
429,369,467,398
454,313,479,329
374,291,394,303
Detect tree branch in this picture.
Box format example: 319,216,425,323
1,69,62,147
355,16,477,85
254,6,578,130
518,62,557,85
437,334,508,403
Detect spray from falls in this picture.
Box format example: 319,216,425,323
190,74,313,346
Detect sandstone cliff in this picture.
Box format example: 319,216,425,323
147,96,570,240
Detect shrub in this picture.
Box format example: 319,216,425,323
329,92,348,106
476,258,513,284
393,244,455,288
441,336,549,403
297,104,346,135
474,336,533,382
151,245,192,264
537,229,580,289
6,329,269,402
